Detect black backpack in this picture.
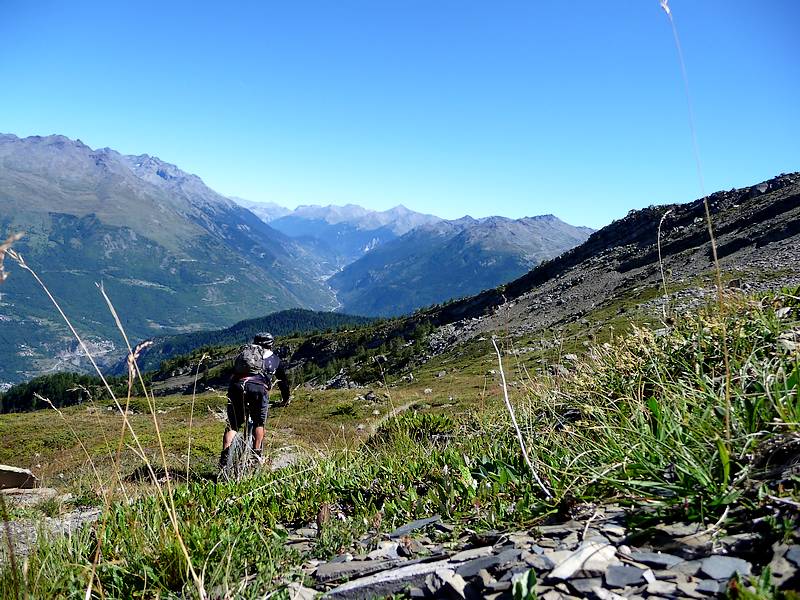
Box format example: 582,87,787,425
233,344,264,376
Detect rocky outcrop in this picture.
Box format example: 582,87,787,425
278,503,799,599
0,465,37,489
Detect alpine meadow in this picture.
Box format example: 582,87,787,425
0,2,799,600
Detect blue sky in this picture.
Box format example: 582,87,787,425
0,1,797,229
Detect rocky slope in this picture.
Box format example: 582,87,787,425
0,134,338,383
285,503,800,599
425,172,800,343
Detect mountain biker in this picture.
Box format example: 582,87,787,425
219,332,291,468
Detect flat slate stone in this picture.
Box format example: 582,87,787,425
646,580,678,595
567,577,602,594
477,568,495,588
700,555,752,580
627,551,683,569
522,551,555,571
326,556,454,599
485,580,511,592
285,582,316,600
496,548,524,563
529,544,546,555
594,587,627,600
671,559,702,576
389,515,441,538
605,565,647,588
560,532,580,548
450,546,494,562
438,570,467,600
696,579,727,594
315,558,406,583
537,521,583,535
602,524,627,538
675,579,704,599
548,542,616,580
651,569,680,581
786,546,800,567
1,487,58,507
455,555,504,579
505,532,538,548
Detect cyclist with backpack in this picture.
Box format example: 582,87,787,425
219,332,291,468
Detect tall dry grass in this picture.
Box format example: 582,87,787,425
3,247,207,599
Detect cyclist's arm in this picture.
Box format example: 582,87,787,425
274,362,291,404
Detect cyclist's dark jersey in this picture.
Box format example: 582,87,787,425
234,351,290,404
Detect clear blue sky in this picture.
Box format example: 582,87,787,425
1,1,797,229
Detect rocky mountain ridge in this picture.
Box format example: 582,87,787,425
0,134,338,383
424,172,800,341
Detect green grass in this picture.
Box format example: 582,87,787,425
1,288,798,598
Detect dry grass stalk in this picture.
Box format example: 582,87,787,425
491,336,553,499
69,384,129,502
657,209,674,320
96,283,206,598
5,250,205,598
187,353,209,480
661,1,732,449
35,394,106,496
0,492,21,599
0,232,24,284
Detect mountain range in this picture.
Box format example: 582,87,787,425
235,199,443,269
328,215,593,316
0,133,591,384
237,200,593,314
0,134,337,383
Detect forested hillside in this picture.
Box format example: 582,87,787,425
115,308,375,374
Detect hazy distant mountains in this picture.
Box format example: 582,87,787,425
239,197,593,316
328,215,593,316
235,199,442,268
232,198,291,223
0,133,591,383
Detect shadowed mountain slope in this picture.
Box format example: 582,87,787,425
0,134,337,383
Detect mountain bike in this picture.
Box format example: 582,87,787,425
219,387,269,481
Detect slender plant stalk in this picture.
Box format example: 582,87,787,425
96,283,206,598
36,394,106,495
187,354,209,481
661,0,732,447
71,384,128,502
657,209,674,321
491,336,553,499
6,250,204,597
